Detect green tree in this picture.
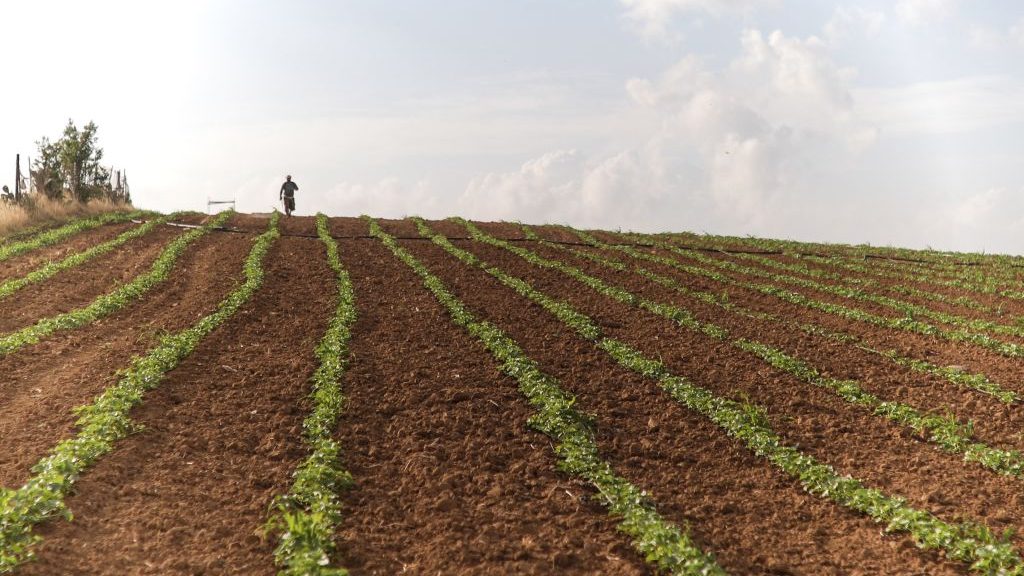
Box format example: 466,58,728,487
33,119,114,202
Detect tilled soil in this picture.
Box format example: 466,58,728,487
0,221,136,285
439,223,1024,549
332,225,650,575
391,219,965,575
19,230,334,575
0,223,185,334
757,252,1024,319
571,234,1024,399
9,213,1024,574
682,247,1024,344
503,231,1024,454
0,229,253,488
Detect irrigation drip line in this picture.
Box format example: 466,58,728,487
129,218,1024,267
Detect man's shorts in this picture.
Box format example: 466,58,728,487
284,197,295,211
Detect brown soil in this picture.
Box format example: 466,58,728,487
20,229,334,575
571,233,1024,401
331,222,650,575
12,214,1024,574
0,224,185,335
593,230,1024,346
443,223,1024,550
0,221,136,285
393,219,966,575
692,248,1024,336
0,231,253,489
498,230,1024,453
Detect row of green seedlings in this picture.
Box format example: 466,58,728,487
528,227,1018,405
0,214,280,571
0,222,52,245
0,210,145,264
582,229,1024,359
0,211,233,358
662,231,1024,297
266,214,356,576
634,232,1024,342
460,220,1024,477
0,214,176,302
368,217,726,576
678,237,1001,316
659,229,999,268
868,257,1024,303
786,251,1006,314
664,230,1024,303
673,235,1024,326
416,218,1023,575
814,254,1024,307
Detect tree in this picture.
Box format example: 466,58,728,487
32,119,114,202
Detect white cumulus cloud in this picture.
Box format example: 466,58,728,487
620,0,772,38
894,0,958,26
823,6,886,45
458,27,876,233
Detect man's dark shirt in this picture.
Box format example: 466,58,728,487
280,181,298,198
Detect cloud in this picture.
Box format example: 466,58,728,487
620,0,772,38
458,27,875,232
855,76,1024,136
1010,18,1024,46
894,0,958,26
968,19,1024,50
320,178,441,219
823,6,886,45
924,188,1024,254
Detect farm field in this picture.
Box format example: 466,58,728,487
4,212,1024,574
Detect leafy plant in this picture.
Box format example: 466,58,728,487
267,213,356,576
419,218,1023,575
371,217,724,576
0,213,280,570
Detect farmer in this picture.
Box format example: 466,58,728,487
279,175,298,217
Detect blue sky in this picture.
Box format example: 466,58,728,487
1,0,1023,252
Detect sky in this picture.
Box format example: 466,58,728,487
1,1,1023,253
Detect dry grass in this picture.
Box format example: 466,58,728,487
0,197,133,239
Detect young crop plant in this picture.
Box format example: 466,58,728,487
638,233,1024,342
0,210,145,264
572,228,1024,359
267,213,355,576
643,231,1001,315
368,217,726,576
0,213,281,571
0,214,177,302
522,226,1020,405
0,211,234,358
419,219,1024,575
463,221,1024,477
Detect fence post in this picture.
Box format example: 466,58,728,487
14,154,20,201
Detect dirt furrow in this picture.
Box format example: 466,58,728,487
493,229,1024,457
0,224,187,335
425,220,1024,552
756,252,1024,317
567,236,1024,399
0,222,137,285
393,219,964,576
328,221,650,575
18,224,333,575
0,230,253,489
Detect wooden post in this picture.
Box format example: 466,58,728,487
14,154,20,201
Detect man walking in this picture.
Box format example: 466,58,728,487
280,175,298,217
